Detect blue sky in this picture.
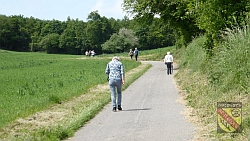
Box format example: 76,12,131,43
0,0,128,21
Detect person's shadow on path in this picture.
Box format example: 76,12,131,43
122,108,151,111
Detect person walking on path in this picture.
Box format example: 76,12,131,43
67,61,194,141
105,56,125,112
134,48,139,61
128,49,134,60
164,52,174,75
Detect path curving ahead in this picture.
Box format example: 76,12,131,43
66,61,195,141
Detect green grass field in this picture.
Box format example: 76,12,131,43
2,30,247,140
0,46,175,140
0,51,141,129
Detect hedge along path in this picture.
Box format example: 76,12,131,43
0,62,151,140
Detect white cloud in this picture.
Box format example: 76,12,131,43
90,0,125,19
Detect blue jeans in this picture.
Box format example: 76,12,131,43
109,79,122,107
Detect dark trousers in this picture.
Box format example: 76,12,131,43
166,62,172,75
130,55,133,59
135,55,138,61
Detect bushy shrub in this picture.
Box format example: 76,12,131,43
209,26,250,93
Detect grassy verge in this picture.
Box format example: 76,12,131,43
138,46,176,61
175,26,250,140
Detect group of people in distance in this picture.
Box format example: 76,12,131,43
85,50,95,57
128,48,139,61
105,50,174,112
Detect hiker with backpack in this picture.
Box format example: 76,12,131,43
128,49,134,59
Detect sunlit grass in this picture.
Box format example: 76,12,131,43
0,51,140,129
0,46,173,140
176,23,250,140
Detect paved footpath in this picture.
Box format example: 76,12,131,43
66,61,195,141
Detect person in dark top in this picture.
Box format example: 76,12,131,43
134,48,139,61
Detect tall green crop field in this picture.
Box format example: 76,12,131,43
0,51,140,129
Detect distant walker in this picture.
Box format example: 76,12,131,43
164,52,174,75
134,48,139,61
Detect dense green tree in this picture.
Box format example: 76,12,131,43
30,32,41,52
0,15,30,51
59,28,77,54
86,11,118,54
133,18,174,50
146,18,174,49
0,15,13,50
0,9,176,54
102,28,138,53
123,0,250,51
101,17,116,44
102,34,121,53
40,20,65,37
109,18,122,33
119,16,132,29
123,0,200,48
86,11,105,53
188,0,250,52
74,19,88,54
134,26,148,50
39,33,60,54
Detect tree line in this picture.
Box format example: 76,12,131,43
0,11,175,54
123,0,250,54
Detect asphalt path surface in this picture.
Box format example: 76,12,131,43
66,61,195,141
